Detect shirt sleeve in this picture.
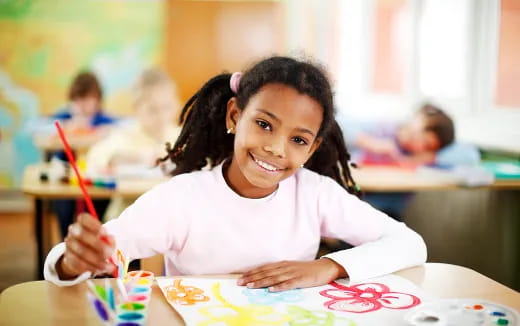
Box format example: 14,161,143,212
318,176,427,282
43,177,190,286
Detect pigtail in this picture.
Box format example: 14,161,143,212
158,74,235,175
305,120,361,197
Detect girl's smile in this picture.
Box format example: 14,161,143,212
249,152,287,173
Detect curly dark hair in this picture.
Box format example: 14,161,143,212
159,56,360,196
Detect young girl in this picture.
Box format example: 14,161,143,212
44,56,426,291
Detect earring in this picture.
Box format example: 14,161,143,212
227,127,234,134
300,164,304,168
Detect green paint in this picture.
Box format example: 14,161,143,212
94,285,107,302
286,305,356,326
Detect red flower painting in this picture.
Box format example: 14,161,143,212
319,282,420,313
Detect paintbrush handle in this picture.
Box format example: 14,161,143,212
54,120,99,220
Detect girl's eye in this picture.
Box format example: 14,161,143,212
256,120,271,131
292,136,308,146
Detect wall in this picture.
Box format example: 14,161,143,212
165,0,284,104
0,0,165,186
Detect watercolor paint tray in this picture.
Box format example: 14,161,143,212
405,298,518,326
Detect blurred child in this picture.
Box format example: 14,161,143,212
339,104,455,220
35,72,116,158
85,68,181,177
44,56,426,291
348,104,455,167
35,71,116,238
85,68,182,221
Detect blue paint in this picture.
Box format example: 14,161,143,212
491,311,507,317
130,287,149,293
108,287,115,310
118,312,143,321
116,323,141,326
94,299,109,321
242,287,303,305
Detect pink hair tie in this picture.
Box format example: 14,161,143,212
230,72,242,94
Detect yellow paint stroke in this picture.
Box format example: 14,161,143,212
197,282,291,326
165,279,210,306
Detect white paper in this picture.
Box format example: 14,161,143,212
157,274,430,326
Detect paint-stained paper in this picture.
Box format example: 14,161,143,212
157,274,430,326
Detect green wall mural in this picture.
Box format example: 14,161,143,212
0,0,165,186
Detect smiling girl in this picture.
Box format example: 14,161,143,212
44,56,426,291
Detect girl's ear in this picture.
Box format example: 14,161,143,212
226,97,241,132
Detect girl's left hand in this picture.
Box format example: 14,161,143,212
237,259,348,292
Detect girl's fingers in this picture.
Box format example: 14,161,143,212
245,271,296,289
268,278,301,292
62,248,104,275
238,261,289,285
68,224,111,259
65,236,109,271
238,265,293,287
77,213,103,234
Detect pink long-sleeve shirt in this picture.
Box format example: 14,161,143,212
45,162,427,286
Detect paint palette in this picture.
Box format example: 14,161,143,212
116,270,154,325
87,270,155,326
405,299,519,326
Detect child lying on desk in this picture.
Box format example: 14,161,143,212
44,56,426,291
344,104,455,168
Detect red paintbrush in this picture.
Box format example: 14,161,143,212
54,121,99,219
54,120,117,276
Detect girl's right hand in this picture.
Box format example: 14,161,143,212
57,213,116,280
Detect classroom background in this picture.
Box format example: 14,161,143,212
0,0,519,294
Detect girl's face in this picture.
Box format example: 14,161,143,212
136,85,178,137
225,83,323,198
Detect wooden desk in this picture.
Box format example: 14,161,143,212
1,263,518,326
351,166,520,192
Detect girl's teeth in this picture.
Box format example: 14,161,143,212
255,158,277,171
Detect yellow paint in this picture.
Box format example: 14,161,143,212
137,278,151,286
197,282,291,326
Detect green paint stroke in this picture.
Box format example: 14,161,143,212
286,305,356,326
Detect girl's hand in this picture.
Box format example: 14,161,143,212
56,213,116,280
237,259,348,292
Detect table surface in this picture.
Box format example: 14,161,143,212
21,164,520,199
1,263,519,326
21,163,166,199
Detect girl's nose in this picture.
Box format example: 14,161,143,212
263,140,286,158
